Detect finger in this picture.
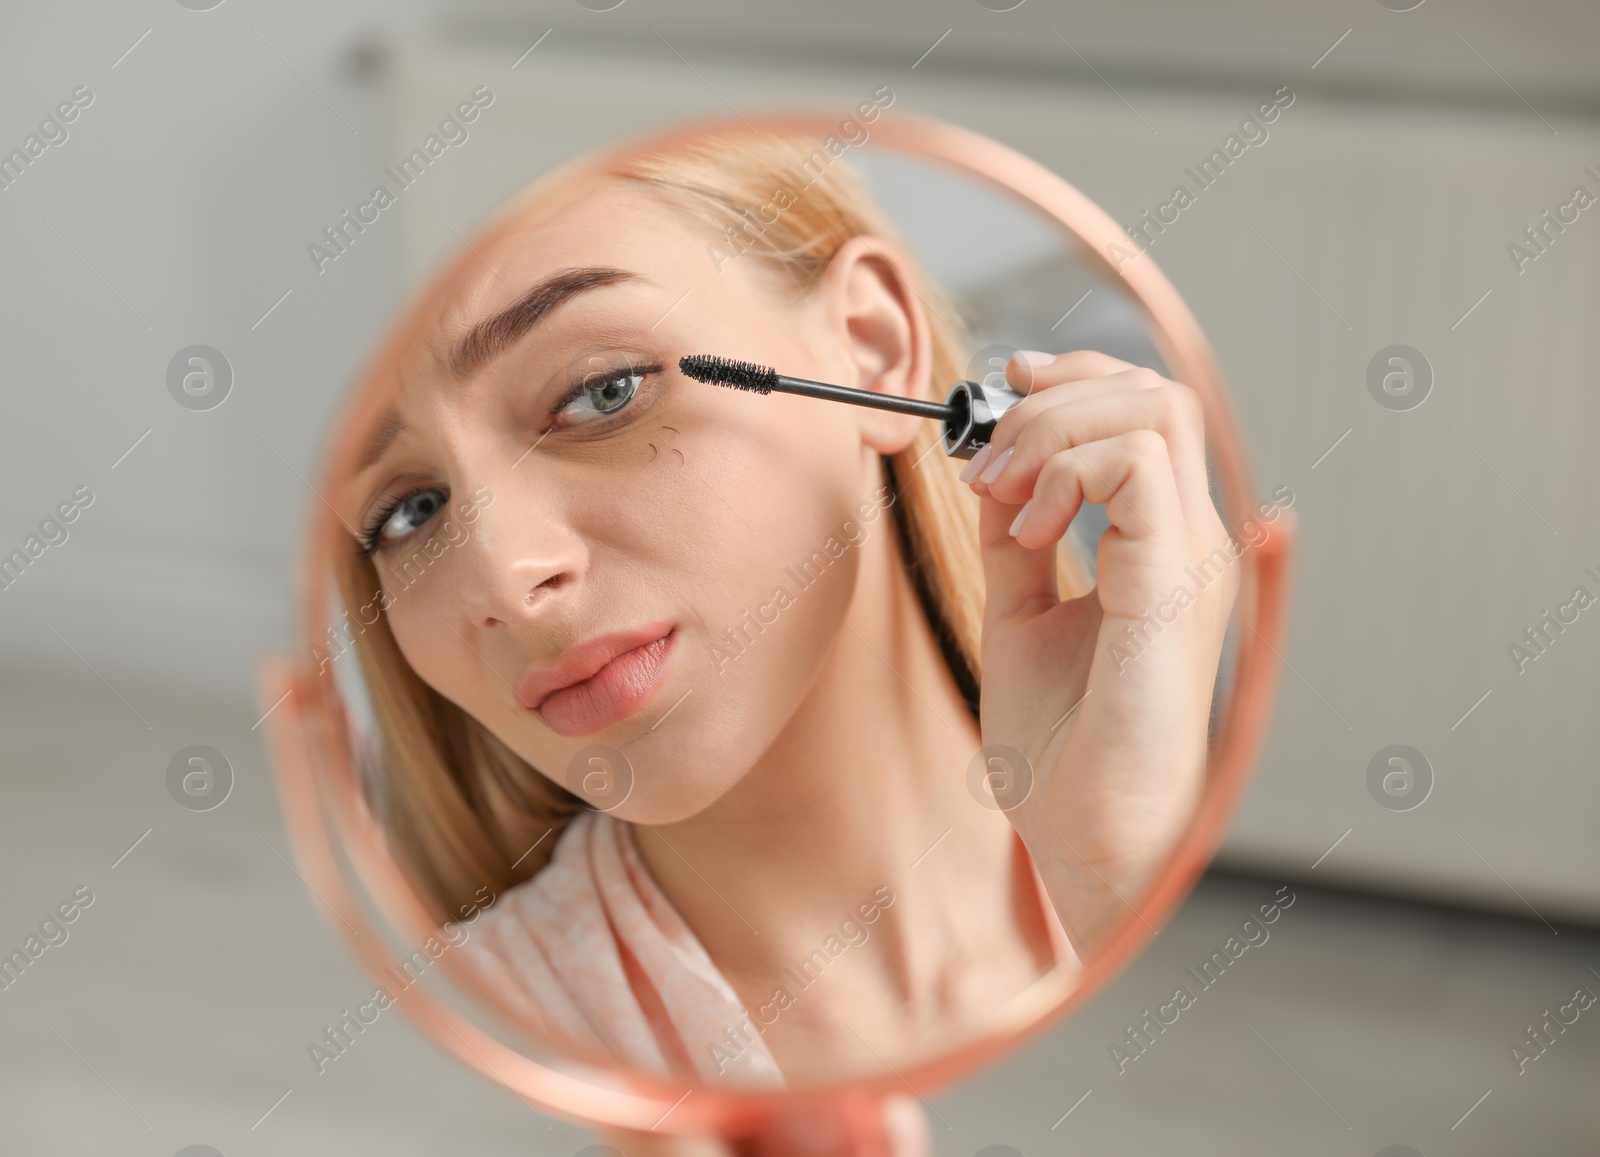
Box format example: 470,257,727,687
973,383,1210,522
1006,349,1138,394
972,365,1168,487
990,364,1169,455
996,365,1164,432
960,367,1164,494
977,484,1060,630
1007,432,1187,552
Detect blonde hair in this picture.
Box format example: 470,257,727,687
337,135,1093,921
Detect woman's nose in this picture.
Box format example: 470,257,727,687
454,493,585,629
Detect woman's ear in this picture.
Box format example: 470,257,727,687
816,235,934,456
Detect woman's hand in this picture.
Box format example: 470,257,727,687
964,350,1239,956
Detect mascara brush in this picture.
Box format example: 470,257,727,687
678,354,1025,460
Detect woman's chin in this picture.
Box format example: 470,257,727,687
610,783,742,828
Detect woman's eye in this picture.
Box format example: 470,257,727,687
369,487,447,550
553,367,649,427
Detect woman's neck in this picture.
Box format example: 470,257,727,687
634,493,1059,1079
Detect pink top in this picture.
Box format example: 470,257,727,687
459,810,1075,1087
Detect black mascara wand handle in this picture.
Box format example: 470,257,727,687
771,373,953,420
775,374,1026,460
677,354,1020,459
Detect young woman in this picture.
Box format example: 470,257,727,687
333,133,1234,1091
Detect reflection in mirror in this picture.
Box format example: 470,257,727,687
310,127,1245,1091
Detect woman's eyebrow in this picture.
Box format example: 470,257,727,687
357,409,405,472
449,265,643,377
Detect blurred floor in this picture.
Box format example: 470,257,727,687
943,875,1600,1156
1,668,1595,1156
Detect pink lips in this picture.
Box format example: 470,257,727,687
514,622,678,738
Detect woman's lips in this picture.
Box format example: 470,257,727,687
517,625,678,738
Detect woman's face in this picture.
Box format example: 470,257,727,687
338,179,924,824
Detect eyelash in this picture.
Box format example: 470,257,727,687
544,361,662,431
544,360,656,422
356,362,661,558
358,489,446,559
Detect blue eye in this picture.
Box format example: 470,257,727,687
552,364,657,427
362,487,447,555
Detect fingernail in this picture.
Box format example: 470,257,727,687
1008,499,1032,537
959,443,992,483
1014,349,1056,367
978,445,1014,484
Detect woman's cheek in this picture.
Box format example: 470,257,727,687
386,588,474,708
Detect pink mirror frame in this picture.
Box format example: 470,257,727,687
257,109,1295,1137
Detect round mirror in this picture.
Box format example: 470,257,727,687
260,110,1292,1139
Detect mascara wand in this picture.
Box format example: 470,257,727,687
678,355,1025,460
